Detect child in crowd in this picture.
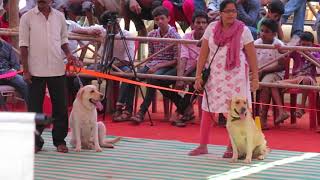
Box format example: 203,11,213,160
277,32,320,121
130,6,181,124
158,10,209,127
207,0,223,21
257,0,285,40
255,19,288,129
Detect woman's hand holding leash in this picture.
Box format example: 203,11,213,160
250,77,259,92
194,76,204,92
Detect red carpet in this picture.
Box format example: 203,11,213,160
6,98,320,153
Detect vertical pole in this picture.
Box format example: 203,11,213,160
9,0,19,48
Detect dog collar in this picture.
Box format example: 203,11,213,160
231,116,241,122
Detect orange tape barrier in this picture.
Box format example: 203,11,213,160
69,66,320,112
69,66,197,96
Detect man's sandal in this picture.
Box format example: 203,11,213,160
131,111,144,124
275,112,290,124
113,111,132,122
294,109,305,118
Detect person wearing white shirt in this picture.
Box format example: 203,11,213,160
19,0,81,153
254,18,288,130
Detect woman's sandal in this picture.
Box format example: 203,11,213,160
113,111,132,122
294,109,305,119
131,111,145,124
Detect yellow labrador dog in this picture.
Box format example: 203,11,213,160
226,96,269,163
69,85,121,152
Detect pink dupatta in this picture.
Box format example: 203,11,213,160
212,19,245,70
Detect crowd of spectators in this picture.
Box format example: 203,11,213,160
0,0,319,132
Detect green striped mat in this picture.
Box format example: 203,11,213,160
35,132,320,180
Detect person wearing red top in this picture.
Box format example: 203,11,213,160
0,0,10,43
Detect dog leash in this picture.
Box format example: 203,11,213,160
66,61,84,88
189,45,221,125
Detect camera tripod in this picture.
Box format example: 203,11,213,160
98,15,153,126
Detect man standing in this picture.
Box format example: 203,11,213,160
19,0,81,153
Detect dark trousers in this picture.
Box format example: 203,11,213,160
28,75,68,148
139,67,177,114
158,70,195,115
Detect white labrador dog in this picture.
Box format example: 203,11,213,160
69,85,121,152
226,96,269,163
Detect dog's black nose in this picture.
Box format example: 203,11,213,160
240,107,246,114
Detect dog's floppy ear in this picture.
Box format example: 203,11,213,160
76,87,85,99
226,99,232,110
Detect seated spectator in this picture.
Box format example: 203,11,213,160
72,11,135,119
62,0,95,25
278,32,320,121
120,0,160,36
0,0,9,43
92,0,122,25
162,0,207,30
0,40,28,106
0,0,5,16
254,19,288,129
313,1,320,43
257,0,284,40
207,0,223,21
20,0,64,15
157,10,209,127
130,6,181,124
280,0,307,37
236,0,261,39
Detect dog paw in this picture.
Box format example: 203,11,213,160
95,147,102,152
244,158,252,164
257,155,265,160
230,158,238,163
74,147,81,152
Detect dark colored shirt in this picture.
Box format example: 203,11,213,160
290,49,320,79
237,0,261,27
0,41,20,74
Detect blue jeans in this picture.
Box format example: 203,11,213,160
281,0,306,36
0,74,29,106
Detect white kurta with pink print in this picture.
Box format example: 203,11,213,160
202,22,254,113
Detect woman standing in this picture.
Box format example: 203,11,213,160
188,0,259,156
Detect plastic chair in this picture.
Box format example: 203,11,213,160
282,59,319,129
0,85,17,111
